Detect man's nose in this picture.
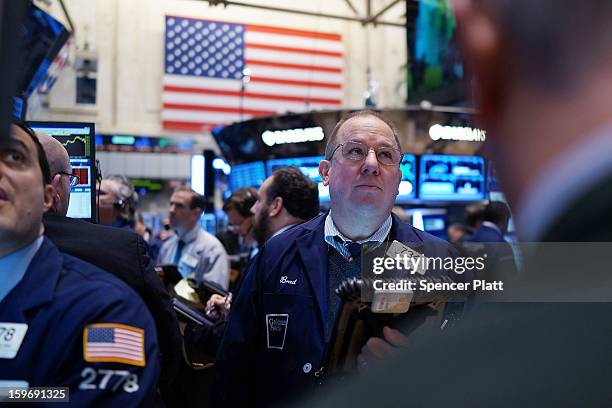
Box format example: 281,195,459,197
361,149,380,175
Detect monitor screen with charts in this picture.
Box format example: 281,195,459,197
419,154,486,201
28,121,96,221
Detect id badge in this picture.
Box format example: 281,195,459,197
266,314,289,350
0,323,28,359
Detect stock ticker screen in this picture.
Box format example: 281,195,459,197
228,161,267,192
419,154,485,201
266,156,329,202
29,122,96,221
397,154,417,202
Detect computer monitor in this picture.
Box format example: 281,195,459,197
419,154,486,201
396,154,417,202
266,156,329,202
422,214,447,240
28,121,96,222
228,161,266,192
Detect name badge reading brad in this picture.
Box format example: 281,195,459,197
266,314,289,350
0,323,28,359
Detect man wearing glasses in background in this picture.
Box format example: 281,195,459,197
213,111,457,407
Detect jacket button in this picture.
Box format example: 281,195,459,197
303,363,312,373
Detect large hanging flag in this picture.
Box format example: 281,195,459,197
162,16,344,132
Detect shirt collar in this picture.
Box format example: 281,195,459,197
0,236,44,302
324,211,392,258
269,223,298,241
178,224,200,244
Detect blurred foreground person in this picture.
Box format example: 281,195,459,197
299,1,612,407
38,131,181,392
0,123,161,404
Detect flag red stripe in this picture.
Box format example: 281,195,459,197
250,76,341,89
163,103,275,116
163,86,342,105
246,24,341,41
246,59,342,73
163,121,219,131
246,43,342,57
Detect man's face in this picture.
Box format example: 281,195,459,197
251,177,273,245
319,115,402,213
169,191,199,232
98,179,119,226
0,125,52,251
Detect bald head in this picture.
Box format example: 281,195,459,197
37,132,72,216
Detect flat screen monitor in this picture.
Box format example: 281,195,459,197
28,121,96,221
228,161,266,191
396,154,417,202
422,214,447,240
266,156,329,202
419,154,485,201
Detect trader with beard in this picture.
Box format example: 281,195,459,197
182,166,319,365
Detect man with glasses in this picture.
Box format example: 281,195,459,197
38,131,182,395
214,111,457,406
157,186,229,289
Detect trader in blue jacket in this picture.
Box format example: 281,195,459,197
213,111,462,406
0,122,160,405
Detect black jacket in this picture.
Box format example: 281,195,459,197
43,213,181,388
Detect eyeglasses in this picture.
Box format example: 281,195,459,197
58,171,80,187
329,141,403,166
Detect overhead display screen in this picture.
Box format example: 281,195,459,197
419,154,485,201
228,161,266,191
266,156,329,202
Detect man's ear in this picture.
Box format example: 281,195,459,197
319,160,331,186
49,174,62,210
43,184,54,212
453,0,506,128
269,196,283,217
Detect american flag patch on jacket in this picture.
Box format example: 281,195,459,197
83,323,145,366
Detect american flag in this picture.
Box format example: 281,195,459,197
83,324,145,367
162,16,344,132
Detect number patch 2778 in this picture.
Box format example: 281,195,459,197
79,368,139,393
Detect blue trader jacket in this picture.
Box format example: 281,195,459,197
0,238,161,406
213,214,460,407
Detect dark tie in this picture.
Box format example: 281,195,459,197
346,242,362,258
334,236,362,259
173,240,185,264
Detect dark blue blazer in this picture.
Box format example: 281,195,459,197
469,224,506,243
0,238,161,406
213,213,457,407
467,225,517,280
